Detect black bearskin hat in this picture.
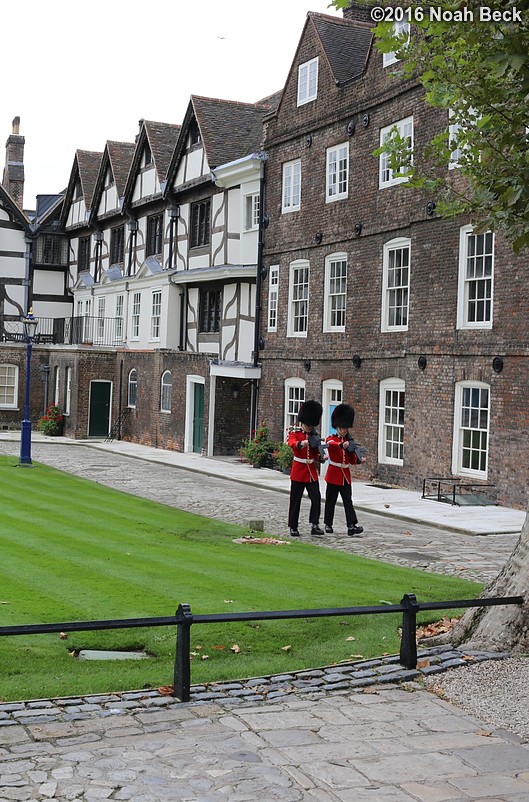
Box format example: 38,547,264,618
297,400,323,426
331,403,355,429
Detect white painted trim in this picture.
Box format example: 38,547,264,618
378,377,405,465
456,225,494,330
323,253,347,333
381,237,411,332
451,380,490,479
184,374,205,453
207,374,216,456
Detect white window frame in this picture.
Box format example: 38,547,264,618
267,264,279,332
378,378,405,465
284,378,306,434
381,238,410,332
244,193,260,231
297,57,318,106
452,381,490,479
323,253,347,332
127,368,138,408
383,19,410,67
65,367,71,415
131,292,141,340
160,370,172,413
0,364,18,408
115,294,124,343
150,289,162,341
379,116,413,188
326,143,349,202
54,367,60,406
457,225,494,330
96,296,106,343
287,259,309,338
321,380,343,438
282,159,301,213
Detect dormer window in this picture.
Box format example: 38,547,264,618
104,168,114,188
144,144,153,166
73,177,82,199
297,57,318,106
189,120,201,147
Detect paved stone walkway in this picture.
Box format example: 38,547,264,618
1,676,528,801
0,441,518,584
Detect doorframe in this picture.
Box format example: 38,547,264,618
184,374,205,453
88,379,113,438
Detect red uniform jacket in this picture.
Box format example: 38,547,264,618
325,434,360,486
287,428,321,483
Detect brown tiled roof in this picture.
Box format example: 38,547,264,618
309,13,373,83
106,141,136,196
76,150,103,210
143,121,181,181
192,96,272,168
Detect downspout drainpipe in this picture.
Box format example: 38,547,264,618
250,154,267,436
178,288,185,351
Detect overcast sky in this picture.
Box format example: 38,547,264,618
1,0,341,209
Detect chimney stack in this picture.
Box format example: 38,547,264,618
2,116,25,210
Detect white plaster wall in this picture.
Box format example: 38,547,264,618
33,270,64,295
0,256,25,278
0,228,25,252
187,287,199,351
238,318,254,362
3,286,25,314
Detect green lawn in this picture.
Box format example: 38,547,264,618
0,456,482,701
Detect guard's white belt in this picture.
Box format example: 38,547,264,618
328,459,351,468
293,457,314,464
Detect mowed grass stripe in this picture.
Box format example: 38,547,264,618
0,456,482,700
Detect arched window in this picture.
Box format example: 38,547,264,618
284,377,306,434
161,371,172,413
127,369,138,408
378,378,405,465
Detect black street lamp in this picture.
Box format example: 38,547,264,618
18,309,38,467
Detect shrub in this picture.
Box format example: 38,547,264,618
272,439,293,471
240,420,274,466
37,404,63,436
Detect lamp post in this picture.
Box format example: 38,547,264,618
19,309,38,467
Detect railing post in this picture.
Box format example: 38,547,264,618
400,593,420,669
174,603,193,702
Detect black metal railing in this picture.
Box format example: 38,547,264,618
0,593,522,702
2,317,125,347
105,407,131,443
422,477,496,506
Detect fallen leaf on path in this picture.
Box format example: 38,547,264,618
477,729,492,737
201,654,209,660
417,658,430,669
224,600,234,604
363,687,378,694
212,645,225,651
345,636,356,641
281,645,292,652
403,530,412,536
60,632,68,640
350,654,364,659
158,685,174,696
231,644,241,653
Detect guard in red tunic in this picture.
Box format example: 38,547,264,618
324,403,365,536
287,400,325,537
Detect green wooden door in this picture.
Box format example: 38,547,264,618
192,383,204,453
89,381,111,437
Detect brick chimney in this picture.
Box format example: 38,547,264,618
2,116,25,209
342,2,375,26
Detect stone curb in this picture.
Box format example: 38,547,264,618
0,645,508,725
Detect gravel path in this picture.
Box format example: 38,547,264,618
425,656,529,742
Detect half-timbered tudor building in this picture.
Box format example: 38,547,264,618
42,97,274,452
258,4,529,508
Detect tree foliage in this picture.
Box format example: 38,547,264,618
333,0,529,250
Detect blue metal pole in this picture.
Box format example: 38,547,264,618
19,338,33,466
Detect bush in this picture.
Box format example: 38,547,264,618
272,439,293,471
37,404,63,436
240,420,274,467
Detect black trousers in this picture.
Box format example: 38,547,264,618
288,480,321,529
324,482,358,528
